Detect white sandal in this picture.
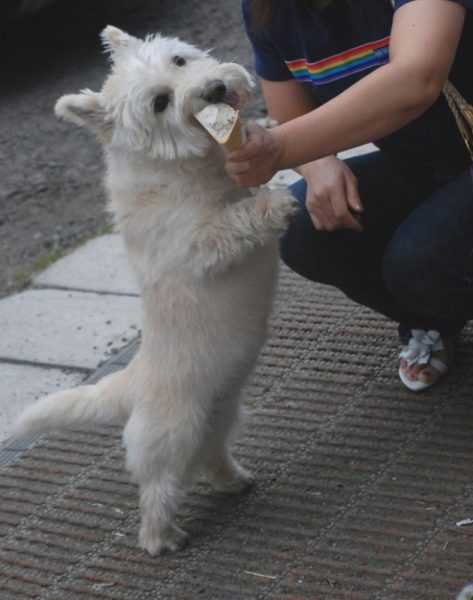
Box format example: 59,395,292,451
398,329,452,392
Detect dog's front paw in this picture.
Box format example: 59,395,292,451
139,523,189,556
257,187,299,230
253,116,278,129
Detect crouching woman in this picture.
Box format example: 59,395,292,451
227,0,473,391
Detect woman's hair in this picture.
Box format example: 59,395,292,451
249,0,278,26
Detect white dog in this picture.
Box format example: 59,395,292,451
9,26,298,555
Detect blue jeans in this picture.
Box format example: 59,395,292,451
281,150,473,343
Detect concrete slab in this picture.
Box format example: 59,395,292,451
268,168,301,189
0,363,84,442
268,145,378,191
34,234,139,296
339,142,378,159
0,289,141,369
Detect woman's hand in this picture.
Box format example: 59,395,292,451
225,122,285,187
300,156,363,232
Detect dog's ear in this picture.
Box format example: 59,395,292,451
55,91,111,140
101,25,140,59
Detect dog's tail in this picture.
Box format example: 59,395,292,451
7,370,132,442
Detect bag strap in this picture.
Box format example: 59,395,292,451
443,80,473,159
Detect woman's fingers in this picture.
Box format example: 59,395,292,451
306,192,339,231
226,160,251,174
305,167,363,232
345,171,363,214
226,133,363,231
332,183,363,231
225,123,283,187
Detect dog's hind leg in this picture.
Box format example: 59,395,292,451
123,404,205,555
201,392,254,495
136,474,189,556
204,443,254,495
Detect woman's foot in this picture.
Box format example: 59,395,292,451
398,329,455,391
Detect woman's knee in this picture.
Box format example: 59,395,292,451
382,226,473,320
383,170,473,319
280,179,317,277
280,214,322,280
281,212,379,289
280,218,340,284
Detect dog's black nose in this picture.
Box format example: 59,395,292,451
202,80,227,103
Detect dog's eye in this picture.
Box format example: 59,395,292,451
172,55,186,67
153,94,169,113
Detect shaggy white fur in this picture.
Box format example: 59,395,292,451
8,26,298,555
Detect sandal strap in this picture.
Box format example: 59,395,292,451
429,356,449,375
399,329,445,368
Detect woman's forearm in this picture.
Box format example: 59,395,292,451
274,61,439,170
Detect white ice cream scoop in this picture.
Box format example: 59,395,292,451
194,103,242,151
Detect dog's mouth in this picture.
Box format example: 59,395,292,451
222,91,241,110
200,80,243,111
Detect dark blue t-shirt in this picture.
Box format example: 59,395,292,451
242,0,473,174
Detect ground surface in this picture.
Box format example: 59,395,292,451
2,4,473,597
1,268,473,599
0,0,264,298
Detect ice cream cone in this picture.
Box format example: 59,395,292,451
194,104,242,152
221,112,241,152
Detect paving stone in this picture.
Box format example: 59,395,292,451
0,363,84,442
267,145,378,191
34,234,139,296
0,289,141,369
339,142,378,159
268,169,301,189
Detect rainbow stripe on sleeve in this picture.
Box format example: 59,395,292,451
286,36,390,85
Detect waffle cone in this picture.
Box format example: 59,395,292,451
221,113,242,152
194,104,242,152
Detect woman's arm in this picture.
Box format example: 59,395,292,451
227,0,467,187
260,78,318,123
261,78,364,231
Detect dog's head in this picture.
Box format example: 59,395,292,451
55,26,254,160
